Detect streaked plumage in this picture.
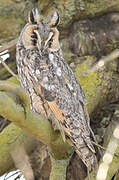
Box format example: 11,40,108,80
16,8,97,172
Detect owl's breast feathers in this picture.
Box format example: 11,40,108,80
34,49,97,171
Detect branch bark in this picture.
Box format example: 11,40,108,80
49,155,71,180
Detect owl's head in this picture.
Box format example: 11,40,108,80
20,8,60,51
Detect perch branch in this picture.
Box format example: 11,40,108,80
0,81,71,159
0,81,72,180
49,154,71,180
0,80,30,109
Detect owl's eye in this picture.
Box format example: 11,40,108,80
29,32,37,46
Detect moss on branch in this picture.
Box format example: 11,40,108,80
49,155,71,180
0,123,37,175
0,81,30,109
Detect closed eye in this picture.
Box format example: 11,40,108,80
31,33,37,39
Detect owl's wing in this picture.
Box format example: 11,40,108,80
33,49,95,153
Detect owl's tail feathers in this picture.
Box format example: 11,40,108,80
75,146,98,173
67,137,98,172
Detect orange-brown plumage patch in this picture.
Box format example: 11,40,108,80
32,94,46,115
49,21,56,27
47,101,66,123
47,100,69,141
37,85,52,118
23,25,37,48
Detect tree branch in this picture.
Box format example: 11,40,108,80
0,82,72,159
0,123,37,176
0,80,72,180
0,57,18,80
49,154,71,180
0,80,30,109
0,39,18,53
90,49,119,73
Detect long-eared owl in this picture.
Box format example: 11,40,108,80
16,8,97,172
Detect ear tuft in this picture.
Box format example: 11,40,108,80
28,8,40,24
28,10,34,24
49,11,60,27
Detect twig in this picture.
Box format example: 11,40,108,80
89,49,119,72
92,141,119,157
92,141,106,151
0,57,18,80
0,39,18,53
11,146,35,180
